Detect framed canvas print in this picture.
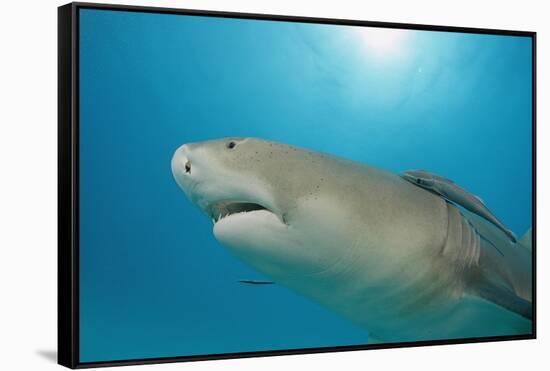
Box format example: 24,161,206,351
58,2,536,368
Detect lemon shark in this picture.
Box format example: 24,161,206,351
171,137,532,343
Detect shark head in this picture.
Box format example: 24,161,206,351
171,137,281,225
171,137,362,280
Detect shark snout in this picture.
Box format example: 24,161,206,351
171,144,195,190
171,141,216,201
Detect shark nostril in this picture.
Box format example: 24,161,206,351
185,161,191,174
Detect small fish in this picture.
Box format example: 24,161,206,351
239,279,275,285
401,169,517,242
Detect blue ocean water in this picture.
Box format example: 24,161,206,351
78,9,532,363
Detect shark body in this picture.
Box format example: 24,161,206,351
171,137,532,343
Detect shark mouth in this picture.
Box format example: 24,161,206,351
208,201,271,224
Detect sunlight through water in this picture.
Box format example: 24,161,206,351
357,27,409,58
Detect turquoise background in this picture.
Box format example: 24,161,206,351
79,9,532,362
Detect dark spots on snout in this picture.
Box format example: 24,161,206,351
227,141,236,149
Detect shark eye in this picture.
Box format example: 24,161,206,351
227,141,236,149
416,179,422,184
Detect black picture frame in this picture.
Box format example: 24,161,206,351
58,2,537,368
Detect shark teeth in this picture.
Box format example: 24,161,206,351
210,202,269,225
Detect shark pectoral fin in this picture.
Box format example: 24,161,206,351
474,277,532,320
519,228,532,251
